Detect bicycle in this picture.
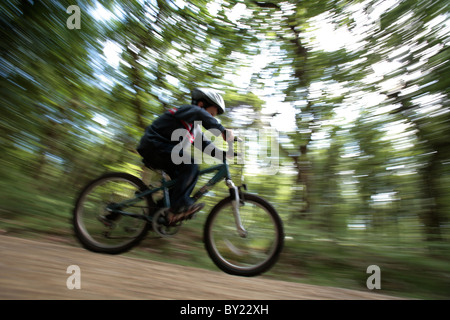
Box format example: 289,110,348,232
73,139,284,277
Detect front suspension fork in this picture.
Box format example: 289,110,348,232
226,179,248,238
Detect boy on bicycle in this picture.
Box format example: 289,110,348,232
137,88,234,225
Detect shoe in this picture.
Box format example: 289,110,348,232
166,203,204,226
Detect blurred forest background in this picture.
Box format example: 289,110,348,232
1,0,449,299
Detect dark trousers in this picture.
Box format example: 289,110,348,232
142,150,198,212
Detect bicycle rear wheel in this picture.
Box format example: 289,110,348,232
204,193,284,276
73,172,152,254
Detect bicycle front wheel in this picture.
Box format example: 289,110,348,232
204,193,284,277
73,172,152,254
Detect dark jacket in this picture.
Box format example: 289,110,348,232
137,104,226,158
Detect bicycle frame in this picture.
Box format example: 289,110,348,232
108,160,247,237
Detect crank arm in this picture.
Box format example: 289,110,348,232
226,179,247,238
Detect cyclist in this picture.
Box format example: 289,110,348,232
137,88,234,225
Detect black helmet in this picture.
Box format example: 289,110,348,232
191,88,225,114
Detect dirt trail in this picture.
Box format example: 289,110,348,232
0,235,401,300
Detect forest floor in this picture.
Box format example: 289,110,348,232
0,234,403,300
